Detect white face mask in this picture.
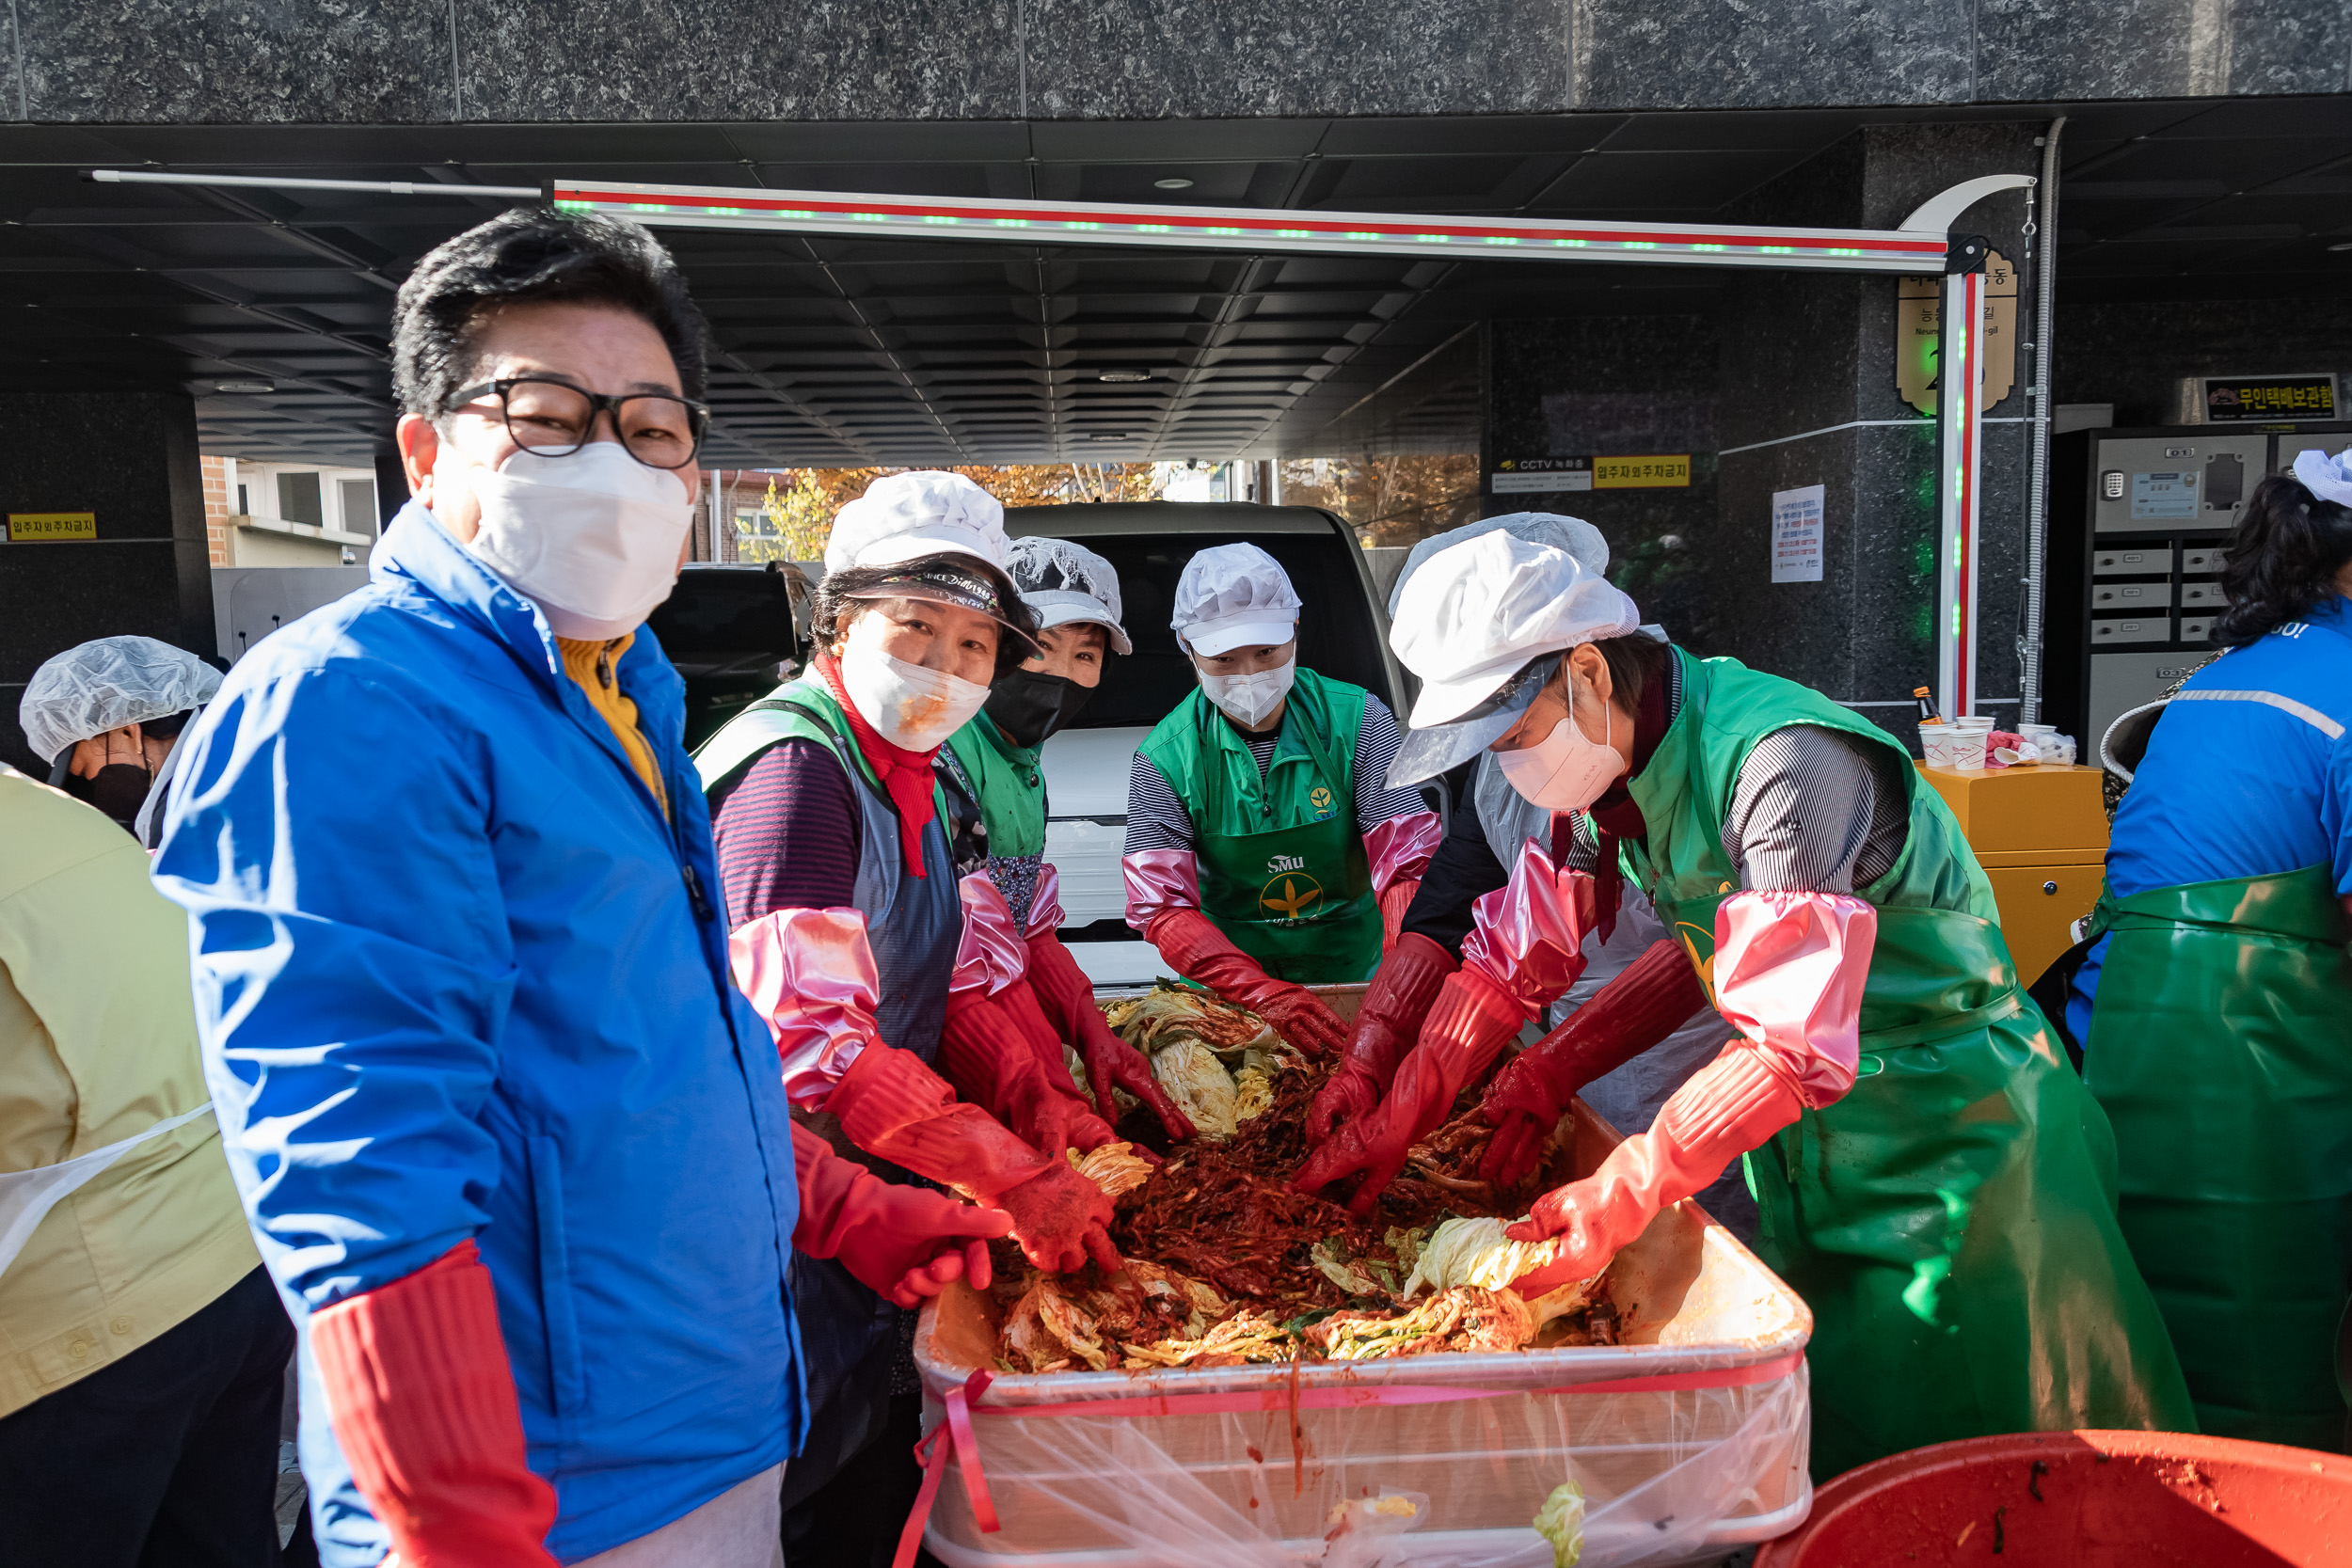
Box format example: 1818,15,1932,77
838,641,992,752
1199,654,1295,728
460,443,692,641
1496,678,1623,810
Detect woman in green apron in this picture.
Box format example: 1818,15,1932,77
1122,543,1440,1054
2074,455,2352,1449
935,535,1198,1142
1310,528,2193,1479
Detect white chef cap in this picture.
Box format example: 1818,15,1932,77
1384,531,1642,787
826,471,1011,578
1170,543,1301,656
2291,445,2352,510
1386,511,1611,619
19,635,220,768
1006,535,1132,656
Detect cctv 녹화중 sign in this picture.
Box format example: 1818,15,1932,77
1489,454,1689,493
2202,374,2337,422
4,512,97,542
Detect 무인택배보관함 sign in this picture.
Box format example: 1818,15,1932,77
2202,374,2337,422
4,512,97,542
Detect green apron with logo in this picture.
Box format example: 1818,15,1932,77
2084,863,2352,1449
941,712,1051,929
1136,669,1382,983
1624,650,2194,1479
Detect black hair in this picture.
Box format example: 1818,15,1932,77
814,556,1039,681
390,208,710,420
1588,631,1675,712
2212,474,2352,647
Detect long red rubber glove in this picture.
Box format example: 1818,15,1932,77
1503,1046,1802,1291
1306,931,1455,1147
1377,877,1422,956
1024,928,1198,1140
1476,940,1715,1188
1290,965,1525,1215
828,1041,1120,1275
790,1123,1013,1307
309,1241,560,1568
935,989,1117,1158
1144,906,1349,1055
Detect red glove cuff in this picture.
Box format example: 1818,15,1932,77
830,1041,1053,1200
310,1242,559,1568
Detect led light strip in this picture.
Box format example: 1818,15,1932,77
1936,269,1986,721
548,179,1952,276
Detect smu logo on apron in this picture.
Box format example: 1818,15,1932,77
1261,852,1324,923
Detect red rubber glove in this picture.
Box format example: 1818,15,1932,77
1025,928,1197,1140
935,989,1116,1158
791,1123,1013,1307
1377,877,1422,956
1307,931,1455,1147
1477,940,1714,1188
828,1042,1120,1275
1503,1046,1802,1289
1145,905,1349,1055
309,1241,560,1568
1290,964,1525,1215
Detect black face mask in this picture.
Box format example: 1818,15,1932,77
986,670,1096,748
73,763,154,827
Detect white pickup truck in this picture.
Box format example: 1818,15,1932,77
1001,501,1416,986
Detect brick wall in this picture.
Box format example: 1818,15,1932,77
199,454,230,565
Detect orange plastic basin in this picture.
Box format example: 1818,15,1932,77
1756,1431,2352,1567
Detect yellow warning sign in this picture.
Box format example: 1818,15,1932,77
6,512,97,542
1593,455,1690,489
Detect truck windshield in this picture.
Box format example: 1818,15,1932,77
1055,530,1392,731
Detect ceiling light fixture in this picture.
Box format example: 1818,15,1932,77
2328,241,2352,252
1097,370,1150,382
214,380,275,393
1153,178,1195,191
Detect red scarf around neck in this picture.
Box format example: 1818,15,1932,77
817,653,938,877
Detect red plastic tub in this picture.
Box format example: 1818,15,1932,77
1756,1430,2352,1567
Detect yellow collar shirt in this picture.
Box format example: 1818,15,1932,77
0,768,257,1417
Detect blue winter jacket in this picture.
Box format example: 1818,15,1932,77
152,501,807,1565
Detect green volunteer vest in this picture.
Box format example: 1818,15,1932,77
940,712,1051,930
2085,863,2352,1449
1136,668,1383,984
1624,649,2194,1479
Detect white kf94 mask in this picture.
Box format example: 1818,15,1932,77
462,443,693,640
1496,679,1623,810
838,642,992,751
1199,656,1295,728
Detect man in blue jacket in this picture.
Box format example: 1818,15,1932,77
152,209,1009,1568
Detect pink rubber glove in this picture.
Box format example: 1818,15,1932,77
828,1042,1119,1275
1025,927,1198,1141
1503,1046,1803,1289
1290,964,1526,1215
935,990,1116,1158
309,1242,560,1568
1477,939,1714,1188
791,1124,1013,1307
1145,905,1349,1055
1306,930,1455,1147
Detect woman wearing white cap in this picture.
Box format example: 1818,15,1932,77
934,536,1198,1144
1122,543,1440,1053
1302,528,2191,1478
695,474,1121,1539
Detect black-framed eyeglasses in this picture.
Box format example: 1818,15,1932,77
447,376,709,470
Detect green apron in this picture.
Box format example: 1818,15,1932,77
2084,863,2352,1449
1624,650,2195,1479
941,713,1050,929
1136,669,1382,983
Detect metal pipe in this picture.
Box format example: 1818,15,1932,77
2019,116,2066,724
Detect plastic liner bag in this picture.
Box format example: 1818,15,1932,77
920,1363,1810,1568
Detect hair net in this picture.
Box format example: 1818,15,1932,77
1386,512,1611,619
1391,531,1641,728
1007,535,1133,656
19,635,221,767
2291,445,2352,510
1171,543,1301,656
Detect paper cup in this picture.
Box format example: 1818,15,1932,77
1952,738,1987,770
1919,725,1960,767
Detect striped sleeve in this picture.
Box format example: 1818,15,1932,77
1724,725,1910,895
1353,695,1428,832
710,738,863,927
1122,751,1198,856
